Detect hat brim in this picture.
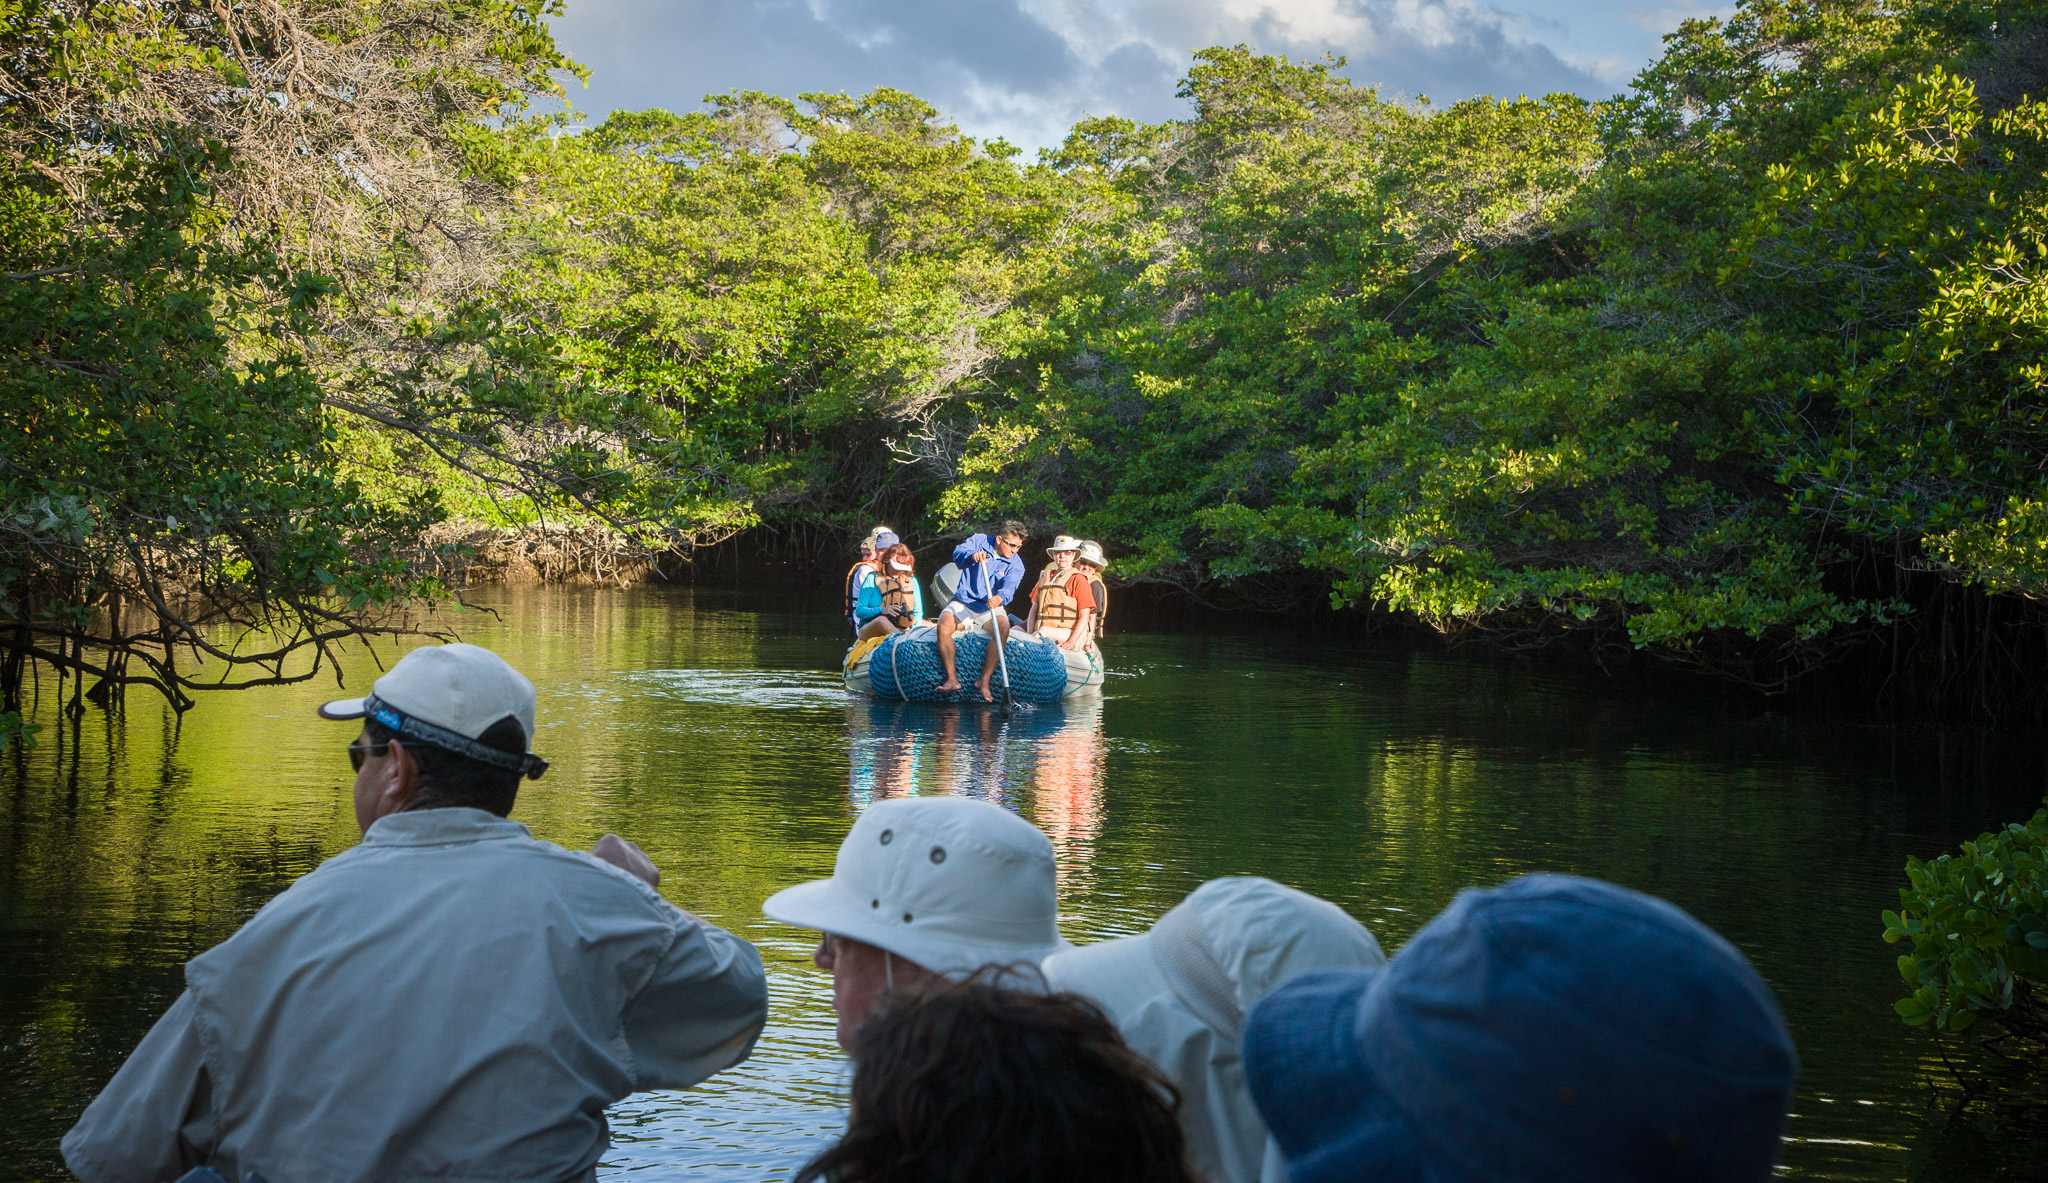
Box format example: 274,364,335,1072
1243,968,1435,1183
762,878,1073,975
317,697,368,720
1046,544,1080,554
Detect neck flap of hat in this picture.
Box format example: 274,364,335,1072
1151,900,1244,1042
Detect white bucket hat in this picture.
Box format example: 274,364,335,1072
763,796,1072,973
1078,540,1108,569
1043,878,1385,1183
1047,534,1082,554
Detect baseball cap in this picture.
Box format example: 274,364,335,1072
1241,874,1798,1183
763,796,1072,973
317,643,548,779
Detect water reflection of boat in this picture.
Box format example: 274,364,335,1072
843,699,1106,873
843,623,1106,703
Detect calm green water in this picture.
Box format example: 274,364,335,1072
3,585,2045,1181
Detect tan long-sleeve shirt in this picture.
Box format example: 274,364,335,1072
63,808,767,1183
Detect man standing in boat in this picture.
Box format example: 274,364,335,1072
933,520,1027,701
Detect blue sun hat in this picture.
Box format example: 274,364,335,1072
1241,874,1798,1183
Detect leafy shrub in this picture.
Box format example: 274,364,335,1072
1885,805,2048,1048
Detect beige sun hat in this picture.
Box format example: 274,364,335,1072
1078,540,1108,568
1042,878,1385,1183
1047,534,1083,555
762,796,1072,973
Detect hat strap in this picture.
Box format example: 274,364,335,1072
1151,901,1243,1042
365,694,549,780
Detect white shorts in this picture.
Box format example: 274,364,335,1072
942,601,995,631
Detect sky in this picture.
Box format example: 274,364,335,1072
543,0,1735,153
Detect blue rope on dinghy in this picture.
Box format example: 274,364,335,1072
872,630,1070,702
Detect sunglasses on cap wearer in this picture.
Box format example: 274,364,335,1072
348,739,389,772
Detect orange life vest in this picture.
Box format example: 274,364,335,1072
1034,567,1083,631
845,559,880,624
877,571,917,613
1088,575,1107,632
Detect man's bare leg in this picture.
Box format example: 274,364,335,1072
974,614,1008,702
934,611,963,691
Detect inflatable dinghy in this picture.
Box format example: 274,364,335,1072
844,623,1105,703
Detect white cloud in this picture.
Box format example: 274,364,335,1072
545,0,1657,152
1624,3,1733,34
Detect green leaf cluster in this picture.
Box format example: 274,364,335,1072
1885,803,2048,1045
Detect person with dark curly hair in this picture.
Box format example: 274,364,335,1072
795,975,1200,1183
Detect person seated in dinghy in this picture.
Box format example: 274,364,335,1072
934,520,1027,701
1020,535,1096,653
845,527,898,638
1078,540,1110,653
856,543,927,641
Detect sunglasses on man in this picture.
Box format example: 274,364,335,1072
348,739,389,772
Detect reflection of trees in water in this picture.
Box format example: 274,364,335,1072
1904,1065,2048,1182
842,700,1106,877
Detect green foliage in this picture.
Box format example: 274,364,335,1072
19,0,2048,706
497,87,1082,529
0,0,596,708
918,4,2048,689
1885,804,2048,1047
0,711,41,749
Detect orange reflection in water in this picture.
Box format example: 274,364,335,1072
843,698,1106,873
1028,700,1105,880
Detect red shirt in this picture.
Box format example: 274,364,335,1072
1032,570,1095,611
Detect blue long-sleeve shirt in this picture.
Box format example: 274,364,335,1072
950,534,1024,612
853,568,926,625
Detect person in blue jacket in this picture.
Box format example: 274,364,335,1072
934,520,1027,700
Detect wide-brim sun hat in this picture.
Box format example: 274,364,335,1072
1078,540,1108,568
1241,874,1798,1183
763,796,1073,973
1047,534,1082,555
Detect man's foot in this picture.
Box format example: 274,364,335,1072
975,677,994,702
934,679,962,693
